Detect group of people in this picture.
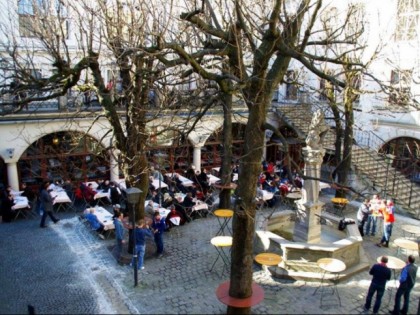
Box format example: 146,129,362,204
364,255,417,315
75,179,122,207
356,194,396,247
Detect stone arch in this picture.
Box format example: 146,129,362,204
18,130,109,187
379,136,420,179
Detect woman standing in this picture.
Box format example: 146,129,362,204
39,181,60,228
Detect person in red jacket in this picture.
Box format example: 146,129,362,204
377,199,395,248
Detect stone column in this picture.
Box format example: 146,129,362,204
7,162,19,191
192,145,201,171
293,147,325,244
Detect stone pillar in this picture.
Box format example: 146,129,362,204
109,150,119,183
192,145,201,171
293,148,325,244
7,162,19,191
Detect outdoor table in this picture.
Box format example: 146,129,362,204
85,181,99,190
401,224,420,240
313,258,346,308
394,237,419,257
285,192,301,210
50,189,72,212
210,236,232,276
261,190,274,201
255,252,282,273
93,189,111,206
151,179,168,190
376,255,405,306
331,197,349,217
207,174,220,185
214,209,234,236
11,190,24,197
93,206,115,231
212,183,237,191
216,281,264,309
144,200,170,218
12,196,30,219
165,173,194,187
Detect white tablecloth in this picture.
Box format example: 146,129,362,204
165,173,194,187
50,189,72,204
92,206,115,230
261,190,274,201
144,201,170,218
12,196,29,210
94,189,110,201
85,181,99,190
151,179,168,190
207,174,220,185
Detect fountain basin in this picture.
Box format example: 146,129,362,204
254,211,370,282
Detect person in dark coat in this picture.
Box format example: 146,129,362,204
391,255,418,315
39,181,60,228
364,256,391,314
1,193,16,223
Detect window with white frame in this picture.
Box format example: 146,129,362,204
18,0,68,38
395,0,420,41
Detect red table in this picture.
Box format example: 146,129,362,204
216,281,264,308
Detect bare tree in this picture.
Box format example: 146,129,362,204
175,1,368,313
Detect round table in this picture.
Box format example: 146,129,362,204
255,253,282,267
331,198,349,216
401,225,420,240
210,236,233,276
314,258,346,308
214,209,234,236
285,192,302,209
376,255,406,306
394,238,419,257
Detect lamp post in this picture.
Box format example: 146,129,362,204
126,187,142,287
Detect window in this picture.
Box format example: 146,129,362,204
395,0,420,41
285,70,298,100
389,69,412,106
18,0,68,38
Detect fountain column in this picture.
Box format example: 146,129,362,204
293,148,325,243
293,110,328,244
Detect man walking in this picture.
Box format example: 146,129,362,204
391,255,418,315
364,256,391,314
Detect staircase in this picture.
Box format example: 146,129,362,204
274,104,420,218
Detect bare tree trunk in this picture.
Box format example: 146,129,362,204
219,92,233,209
228,104,265,314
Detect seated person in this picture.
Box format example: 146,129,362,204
174,196,191,223
113,204,128,216
85,208,104,233
279,180,291,197
145,200,157,219
174,174,187,193
187,183,198,198
162,193,173,209
1,193,16,223
196,168,210,194
84,183,97,206
165,205,185,229
21,182,35,201
109,182,121,205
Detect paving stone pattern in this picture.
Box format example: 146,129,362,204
0,196,419,314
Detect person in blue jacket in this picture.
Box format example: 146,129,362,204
112,210,125,263
132,219,153,270
151,212,167,258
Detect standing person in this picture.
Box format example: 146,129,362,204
1,193,16,223
364,256,391,314
391,255,418,315
377,199,395,248
112,210,125,264
357,199,370,237
39,182,60,228
366,194,381,237
131,219,153,270
151,212,166,258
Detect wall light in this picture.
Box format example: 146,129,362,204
6,148,14,159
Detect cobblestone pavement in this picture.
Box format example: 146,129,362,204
0,195,419,314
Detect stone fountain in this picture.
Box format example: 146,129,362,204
254,110,369,281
